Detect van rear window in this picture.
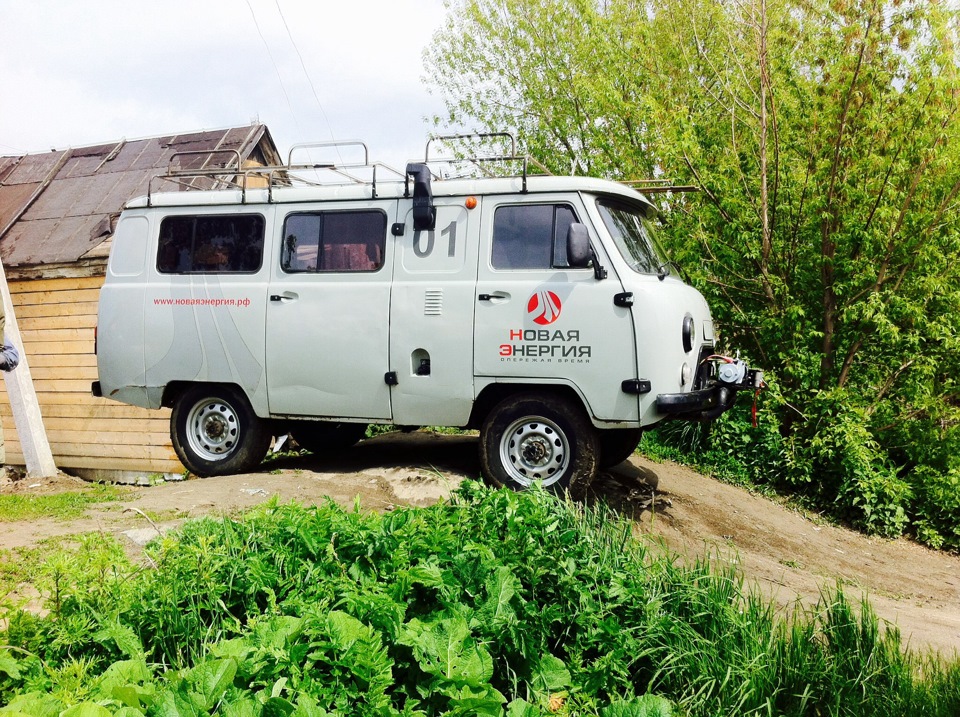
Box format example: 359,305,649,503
281,210,387,273
157,214,265,273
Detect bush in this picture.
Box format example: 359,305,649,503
642,373,790,490
911,465,960,550
646,382,924,541
2,485,958,716
804,398,911,537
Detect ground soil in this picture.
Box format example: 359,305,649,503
2,430,958,657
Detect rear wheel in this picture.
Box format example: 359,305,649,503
291,422,367,454
171,385,271,476
479,393,599,498
598,428,642,468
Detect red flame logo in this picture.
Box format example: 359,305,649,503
527,290,562,325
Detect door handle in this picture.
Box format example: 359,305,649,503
478,291,510,302
270,292,298,302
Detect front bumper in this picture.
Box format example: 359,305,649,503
656,364,763,421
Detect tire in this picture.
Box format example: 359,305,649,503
291,422,367,454
598,428,642,468
479,393,599,497
171,385,271,476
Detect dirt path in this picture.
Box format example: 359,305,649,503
597,460,960,657
3,431,959,657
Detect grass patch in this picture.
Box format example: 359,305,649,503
0,484,127,522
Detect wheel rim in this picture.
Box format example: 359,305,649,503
499,415,570,488
186,397,240,461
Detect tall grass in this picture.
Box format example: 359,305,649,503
1,482,957,716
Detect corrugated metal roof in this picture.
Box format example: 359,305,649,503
0,124,278,267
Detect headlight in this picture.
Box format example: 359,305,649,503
682,314,694,353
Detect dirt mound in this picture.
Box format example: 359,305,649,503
3,431,958,656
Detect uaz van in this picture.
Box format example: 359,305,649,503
94,135,761,495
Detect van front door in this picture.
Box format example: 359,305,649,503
473,197,640,423
265,201,396,420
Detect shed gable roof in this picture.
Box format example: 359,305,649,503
0,124,279,267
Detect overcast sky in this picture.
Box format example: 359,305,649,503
0,0,452,170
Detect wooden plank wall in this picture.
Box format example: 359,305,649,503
0,275,185,476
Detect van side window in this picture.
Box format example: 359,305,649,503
491,204,577,270
157,215,264,273
282,210,387,273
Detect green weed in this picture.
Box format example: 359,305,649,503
0,484,956,716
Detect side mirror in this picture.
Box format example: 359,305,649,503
405,163,436,231
566,223,591,268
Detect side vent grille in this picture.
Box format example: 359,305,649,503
424,289,443,316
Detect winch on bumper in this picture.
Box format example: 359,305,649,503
656,357,763,421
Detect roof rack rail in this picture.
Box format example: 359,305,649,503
422,132,551,193
621,178,700,194
147,149,250,206
146,141,406,205
284,140,405,199
422,134,696,195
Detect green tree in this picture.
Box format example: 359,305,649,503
425,0,960,546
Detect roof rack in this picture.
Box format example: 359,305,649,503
142,133,692,206
284,140,406,198
421,132,551,192
145,141,407,206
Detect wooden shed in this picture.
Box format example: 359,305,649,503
0,125,282,481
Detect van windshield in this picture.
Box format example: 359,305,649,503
596,198,668,275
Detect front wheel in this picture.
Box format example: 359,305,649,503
479,393,599,498
171,385,271,476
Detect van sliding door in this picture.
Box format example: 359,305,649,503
265,201,397,420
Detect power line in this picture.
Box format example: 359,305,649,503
244,0,304,144
272,0,343,164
